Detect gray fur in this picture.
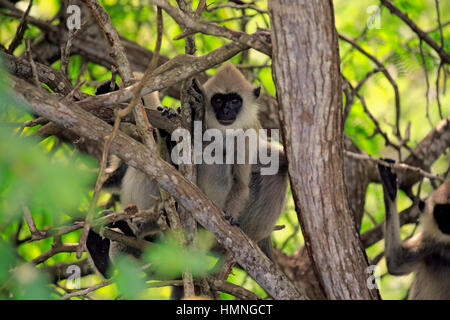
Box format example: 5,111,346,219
123,63,288,257
198,63,288,255
88,64,288,292
113,64,287,261
239,157,288,242
197,163,233,210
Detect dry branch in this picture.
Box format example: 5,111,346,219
31,243,78,265
76,41,248,110
1,51,81,97
6,0,33,54
152,0,271,56
344,151,444,181
78,0,161,259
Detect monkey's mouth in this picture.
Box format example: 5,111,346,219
218,119,235,125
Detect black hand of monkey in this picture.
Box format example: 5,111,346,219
157,106,180,119
378,158,397,201
224,212,240,227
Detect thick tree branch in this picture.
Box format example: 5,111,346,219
10,75,303,300
345,151,444,182
1,51,77,97
270,0,379,300
76,41,248,109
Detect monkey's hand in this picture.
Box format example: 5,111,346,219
222,164,251,226
187,78,206,122
224,212,240,227
157,106,180,119
378,158,397,202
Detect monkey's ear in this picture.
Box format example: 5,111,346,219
253,86,261,98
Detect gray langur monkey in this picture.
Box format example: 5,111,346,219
86,64,288,279
378,160,450,300
198,63,288,258
87,72,166,278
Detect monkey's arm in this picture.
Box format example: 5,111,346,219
378,161,424,275
224,164,251,222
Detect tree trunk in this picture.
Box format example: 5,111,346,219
269,0,379,300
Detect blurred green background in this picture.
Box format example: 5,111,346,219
0,0,449,299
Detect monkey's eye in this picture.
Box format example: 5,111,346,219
212,97,223,105
231,98,239,104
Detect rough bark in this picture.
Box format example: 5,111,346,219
273,249,326,300
269,0,379,300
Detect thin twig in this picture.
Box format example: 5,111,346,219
419,39,433,128
31,243,78,265
206,3,268,14
65,80,86,101
22,206,45,240
380,0,450,64
61,25,82,77
153,0,271,56
208,278,261,300
76,116,122,259
25,38,40,88
61,280,113,300
434,0,444,49
77,0,163,258
344,150,444,181
339,34,402,140
436,61,444,119
7,0,33,54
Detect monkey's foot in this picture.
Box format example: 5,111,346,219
157,106,180,119
224,213,240,227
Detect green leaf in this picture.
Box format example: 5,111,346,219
114,255,147,300
143,231,217,280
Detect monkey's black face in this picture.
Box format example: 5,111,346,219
434,204,450,235
211,93,243,125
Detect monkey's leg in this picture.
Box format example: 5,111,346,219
378,160,423,275
223,164,251,225
257,236,274,261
